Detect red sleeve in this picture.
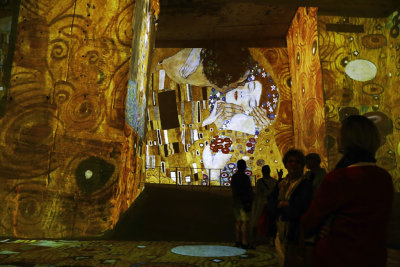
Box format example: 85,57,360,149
301,170,344,232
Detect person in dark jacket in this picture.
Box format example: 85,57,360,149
231,159,254,249
301,115,394,267
274,149,313,267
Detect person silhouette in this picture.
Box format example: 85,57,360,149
302,115,394,267
231,159,254,249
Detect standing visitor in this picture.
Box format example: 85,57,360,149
274,149,313,266
302,115,394,267
304,153,327,196
231,159,254,249
250,165,277,247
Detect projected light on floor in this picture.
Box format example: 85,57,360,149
171,245,245,257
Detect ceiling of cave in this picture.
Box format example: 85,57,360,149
155,0,399,47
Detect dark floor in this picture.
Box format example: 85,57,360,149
0,184,399,267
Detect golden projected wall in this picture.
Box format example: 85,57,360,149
145,48,293,185
287,7,327,168
318,12,400,190
0,0,147,238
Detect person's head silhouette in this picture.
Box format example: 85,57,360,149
237,159,247,172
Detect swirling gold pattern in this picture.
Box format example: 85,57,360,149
0,103,58,179
0,0,146,238
60,92,105,132
116,2,135,47
287,7,326,166
0,183,49,237
303,98,325,148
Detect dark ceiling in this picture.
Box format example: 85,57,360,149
155,0,399,48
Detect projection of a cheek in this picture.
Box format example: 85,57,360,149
202,64,280,181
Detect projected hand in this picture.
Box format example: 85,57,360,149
179,48,202,78
203,101,241,128
250,107,271,129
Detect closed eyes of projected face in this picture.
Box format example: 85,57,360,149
225,81,262,111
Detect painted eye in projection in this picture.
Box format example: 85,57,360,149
256,159,265,166
312,41,317,55
362,34,387,49
390,25,399,38
221,172,229,178
362,83,384,95
75,156,115,194
227,163,236,169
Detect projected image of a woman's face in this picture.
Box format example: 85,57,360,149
225,80,262,112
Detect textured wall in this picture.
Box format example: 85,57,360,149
145,48,293,185
286,7,327,167
0,0,147,238
319,12,400,191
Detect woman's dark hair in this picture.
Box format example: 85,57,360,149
282,149,306,167
200,48,255,88
340,115,381,155
305,153,321,165
237,159,247,171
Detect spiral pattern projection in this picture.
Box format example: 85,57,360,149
318,14,399,188
287,7,327,166
253,48,294,157
0,0,147,238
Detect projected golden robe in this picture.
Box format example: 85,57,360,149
146,48,294,185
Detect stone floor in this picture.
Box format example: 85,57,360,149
0,239,278,266
0,239,399,267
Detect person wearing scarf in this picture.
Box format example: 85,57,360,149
301,115,394,267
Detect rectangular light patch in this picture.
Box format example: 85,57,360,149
186,84,191,101
170,171,176,182
159,69,165,90
164,130,169,144
192,163,198,173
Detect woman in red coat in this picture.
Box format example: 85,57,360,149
301,115,394,267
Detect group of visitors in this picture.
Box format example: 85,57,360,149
230,115,394,266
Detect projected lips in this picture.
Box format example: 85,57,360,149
75,156,115,194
